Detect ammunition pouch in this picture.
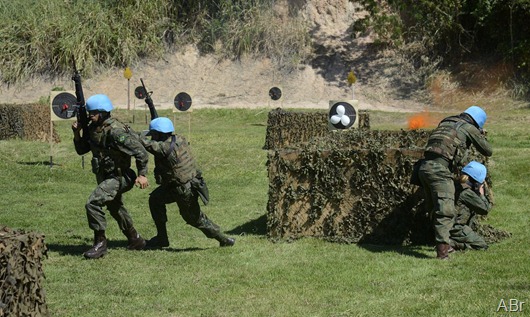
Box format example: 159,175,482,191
175,182,192,197
410,159,424,187
91,156,120,177
191,173,209,205
100,156,116,174
91,157,100,174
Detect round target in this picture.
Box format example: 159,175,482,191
269,87,282,101
329,101,357,129
51,92,77,119
174,92,192,111
134,86,147,99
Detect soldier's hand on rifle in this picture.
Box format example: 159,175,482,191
71,121,82,139
72,121,79,131
135,175,149,189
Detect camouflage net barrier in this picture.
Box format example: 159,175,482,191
0,104,60,142
0,226,48,316
265,110,510,245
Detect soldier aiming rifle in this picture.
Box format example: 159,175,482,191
71,70,150,259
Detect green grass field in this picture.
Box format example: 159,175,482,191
1,107,529,317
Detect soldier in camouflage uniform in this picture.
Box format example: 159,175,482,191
418,106,492,259
140,117,235,248
72,94,149,259
450,161,493,251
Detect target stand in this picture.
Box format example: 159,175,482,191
49,91,78,167
172,92,193,141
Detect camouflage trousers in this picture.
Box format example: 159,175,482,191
85,169,137,232
148,181,225,240
418,160,455,244
450,224,488,250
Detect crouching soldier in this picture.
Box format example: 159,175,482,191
72,94,149,259
450,161,493,251
140,117,235,248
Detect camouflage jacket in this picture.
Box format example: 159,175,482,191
74,117,149,177
425,116,493,168
454,182,492,226
141,134,197,185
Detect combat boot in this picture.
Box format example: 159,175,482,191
436,243,450,260
122,227,146,250
452,242,466,251
145,235,170,249
217,235,236,247
84,230,108,259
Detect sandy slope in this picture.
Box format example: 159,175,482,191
0,0,426,113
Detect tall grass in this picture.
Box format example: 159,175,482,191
0,107,529,316
197,0,311,68
0,0,311,83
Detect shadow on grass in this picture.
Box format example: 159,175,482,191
47,241,206,256
17,160,56,166
226,214,267,236
161,247,205,253
47,240,131,256
357,243,433,259
47,243,89,256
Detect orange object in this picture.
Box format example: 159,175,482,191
408,112,429,130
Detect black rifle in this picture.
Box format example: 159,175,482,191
72,59,88,139
140,78,158,120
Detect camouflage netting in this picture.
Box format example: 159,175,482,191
265,109,510,245
0,226,48,316
0,104,60,142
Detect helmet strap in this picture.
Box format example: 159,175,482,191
99,111,111,121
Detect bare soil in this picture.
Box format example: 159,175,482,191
0,0,433,113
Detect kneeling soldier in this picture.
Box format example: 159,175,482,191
450,161,493,251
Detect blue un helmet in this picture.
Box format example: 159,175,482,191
86,94,114,112
148,117,174,135
464,105,487,129
462,161,487,184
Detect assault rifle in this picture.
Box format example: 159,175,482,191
72,58,88,139
140,78,158,120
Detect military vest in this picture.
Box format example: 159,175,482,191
89,118,134,175
425,116,467,162
156,135,197,184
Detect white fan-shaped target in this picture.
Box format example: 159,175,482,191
341,115,350,126
330,115,341,124
336,105,346,116
328,101,357,129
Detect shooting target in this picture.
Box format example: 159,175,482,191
50,91,77,120
269,87,282,101
328,100,358,130
174,92,192,111
134,86,147,99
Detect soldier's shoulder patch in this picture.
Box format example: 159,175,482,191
117,134,128,143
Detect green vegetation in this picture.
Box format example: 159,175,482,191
0,0,311,83
355,0,530,91
0,107,528,316
3,0,529,97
